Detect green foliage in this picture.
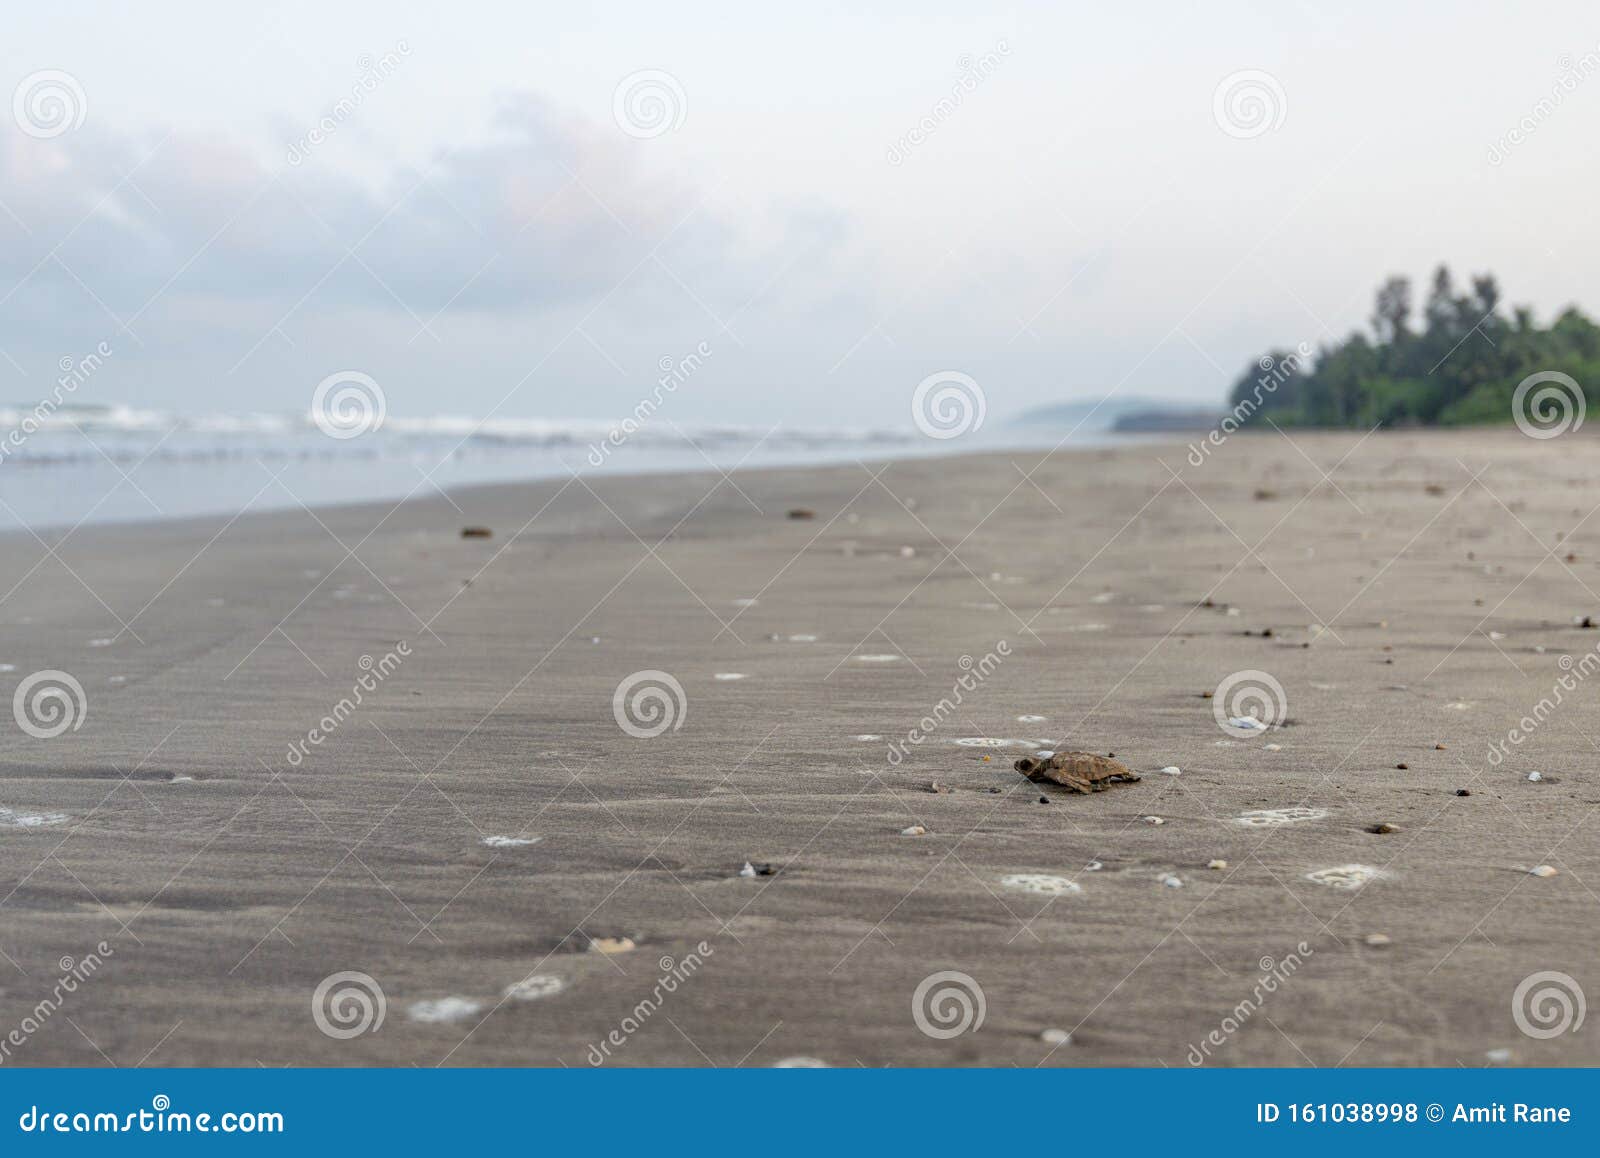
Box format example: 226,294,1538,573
1229,266,1595,427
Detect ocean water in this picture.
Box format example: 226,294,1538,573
0,405,1125,533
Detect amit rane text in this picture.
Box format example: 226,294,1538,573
1454,1103,1571,1124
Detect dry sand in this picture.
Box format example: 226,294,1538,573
2,428,1598,1067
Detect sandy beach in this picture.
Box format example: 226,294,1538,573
2,428,1598,1067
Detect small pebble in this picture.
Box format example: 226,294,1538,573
1395,762,1408,770
1040,1028,1071,1046
1037,796,1050,805
1159,765,1181,776
927,782,951,794
1363,933,1391,947
1207,859,1227,870
589,936,636,955
1142,815,1164,826
1084,860,1104,872
1455,789,1471,797
1527,771,1543,782
1369,822,1401,834
1435,742,1447,750
1529,864,1558,878
1160,874,1183,888
1485,1048,1513,1063
901,825,927,836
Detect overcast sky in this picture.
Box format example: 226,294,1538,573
3,2,1597,426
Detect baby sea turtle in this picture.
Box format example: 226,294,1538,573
1014,751,1142,795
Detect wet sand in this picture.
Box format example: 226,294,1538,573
2,428,1598,1067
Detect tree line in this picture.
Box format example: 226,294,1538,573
1230,266,1598,426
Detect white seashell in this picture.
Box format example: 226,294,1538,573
1040,1028,1071,1045
1528,864,1558,878
900,825,926,836
1001,873,1081,896
1305,864,1385,890
481,835,541,848
1235,807,1326,827
1160,765,1181,776
1142,815,1164,826
714,672,748,680
503,975,564,1001
408,996,483,1023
